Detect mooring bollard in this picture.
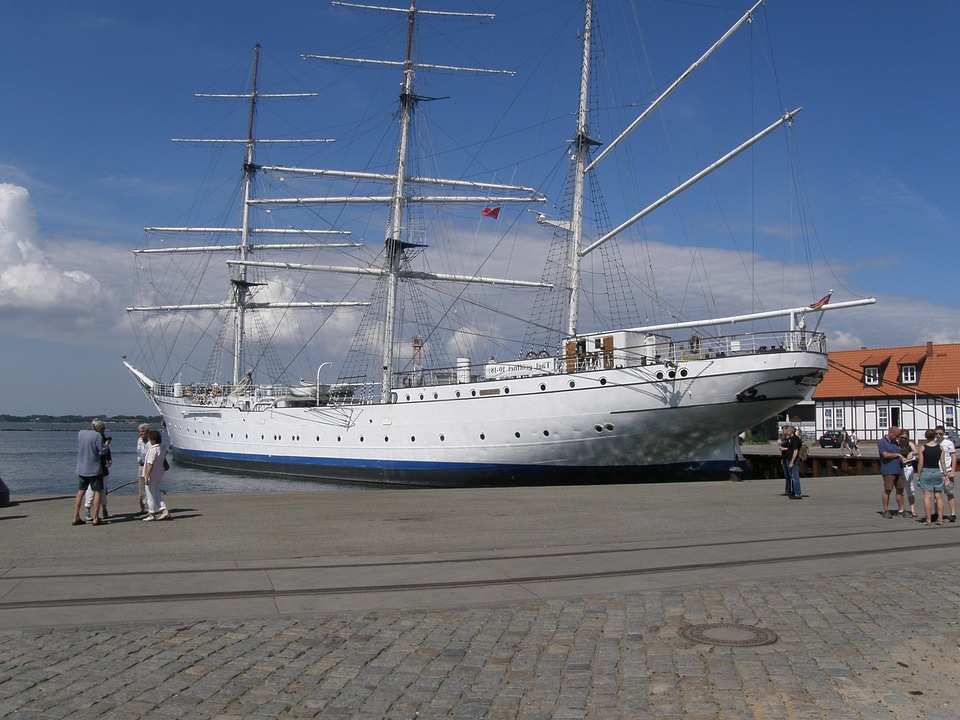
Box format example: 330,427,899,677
728,466,744,482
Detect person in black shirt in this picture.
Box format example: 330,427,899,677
778,425,803,499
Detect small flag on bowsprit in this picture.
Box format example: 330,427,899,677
481,206,501,220
809,292,831,310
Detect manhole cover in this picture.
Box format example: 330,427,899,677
681,623,778,647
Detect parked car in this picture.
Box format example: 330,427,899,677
819,431,843,448
944,428,958,447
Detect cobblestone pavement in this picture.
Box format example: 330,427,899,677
3,561,960,719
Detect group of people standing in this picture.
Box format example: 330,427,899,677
72,420,170,525
878,425,957,524
778,423,958,522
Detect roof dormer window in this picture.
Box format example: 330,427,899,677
864,366,880,385
901,364,917,384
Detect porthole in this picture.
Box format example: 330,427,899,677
360,436,364,442
543,430,550,437
384,436,389,442
480,433,486,440
316,436,320,442
605,423,614,431
504,387,510,394
337,436,342,442
668,370,676,379
595,425,604,433
433,392,438,399
569,381,576,388
261,434,265,440
540,383,547,391
411,436,416,442
419,394,424,400
439,434,445,442
680,369,688,377
599,377,607,385
456,391,461,397
656,372,664,380
405,394,411,401
515,432,521,438
471,389,477,397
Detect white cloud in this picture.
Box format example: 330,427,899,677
856,170,949,230
3,177,957,381
825,330,866,351
0,182,125,337
929,328,960,345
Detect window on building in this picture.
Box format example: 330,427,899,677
901,365,917,384
879,406,889,429
834,408,844,431
824,408,832,430
864,366,880,385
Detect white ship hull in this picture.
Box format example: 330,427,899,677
134,343,825,486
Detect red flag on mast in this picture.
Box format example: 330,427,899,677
481,206,501,220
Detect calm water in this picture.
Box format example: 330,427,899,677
0,423,373,496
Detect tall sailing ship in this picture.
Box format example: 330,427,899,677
125,0,874,486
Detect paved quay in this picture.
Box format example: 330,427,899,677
2,475,960,718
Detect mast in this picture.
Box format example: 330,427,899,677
565,0,821,334
231,44,261,388
380,1,417,402
565,0,595,338
302,2,536,403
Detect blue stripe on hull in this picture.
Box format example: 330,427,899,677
172,447,747,488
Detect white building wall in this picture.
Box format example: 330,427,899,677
817,397,958,442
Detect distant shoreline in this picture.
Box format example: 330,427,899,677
0,416,162,426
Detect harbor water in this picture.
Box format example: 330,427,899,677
0,423,373,497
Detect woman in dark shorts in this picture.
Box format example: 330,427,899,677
917,429,948,526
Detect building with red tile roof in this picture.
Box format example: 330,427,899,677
812,342,960,441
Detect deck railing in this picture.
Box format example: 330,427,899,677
152,330,825,405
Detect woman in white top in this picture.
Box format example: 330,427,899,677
142,430,170,521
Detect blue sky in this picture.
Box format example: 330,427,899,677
1,0,959,416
